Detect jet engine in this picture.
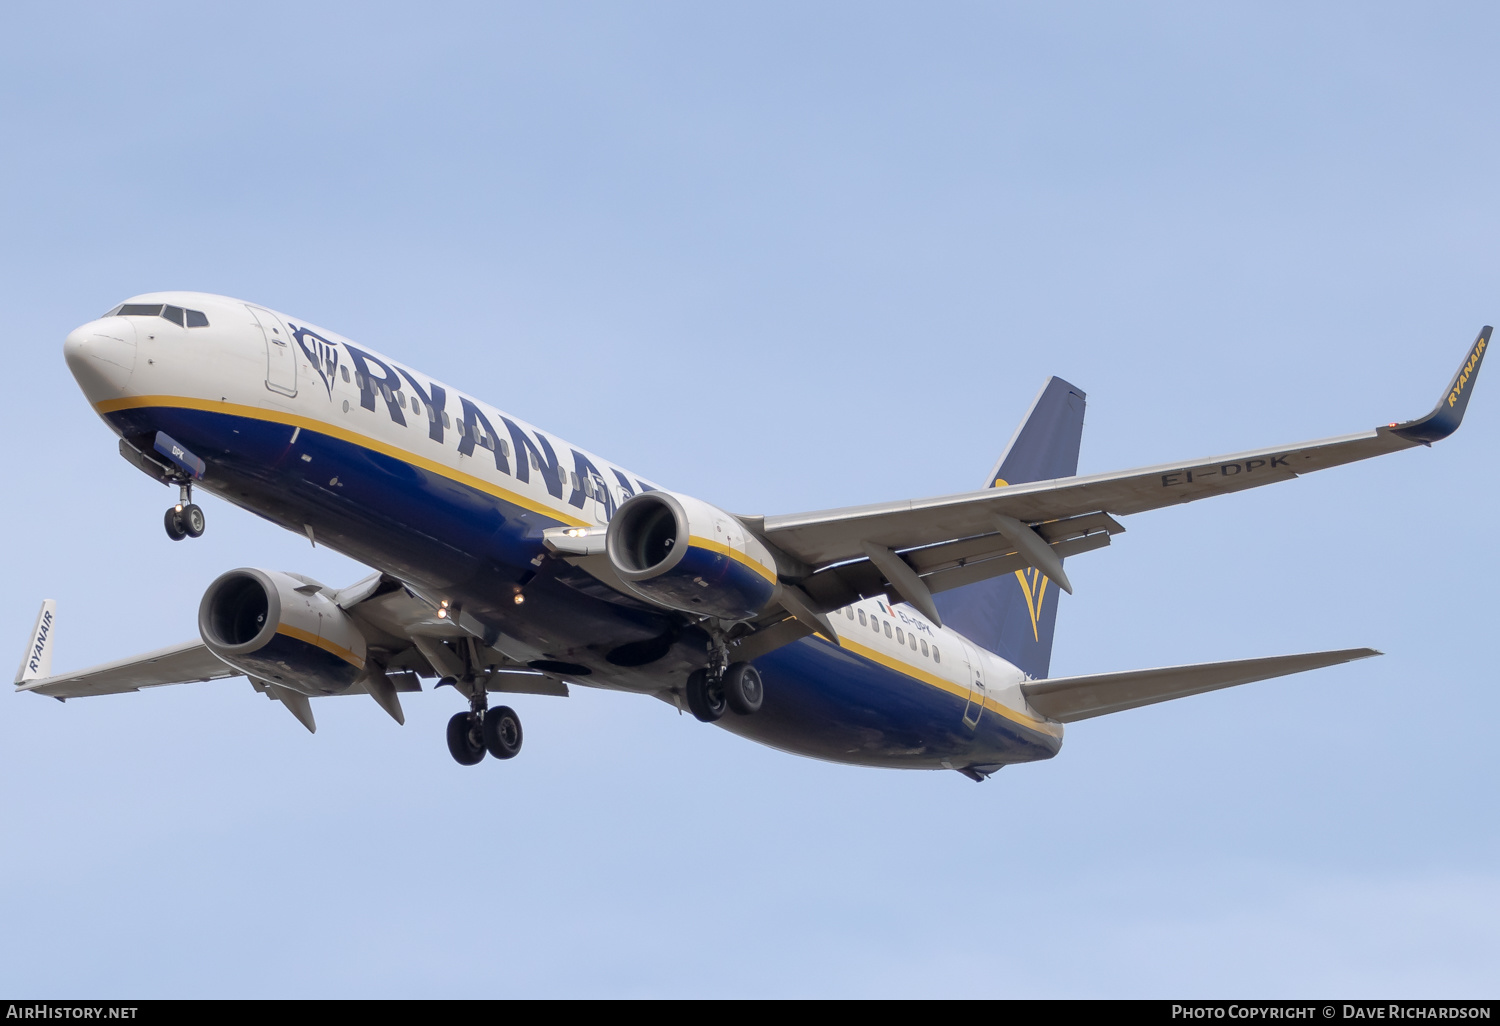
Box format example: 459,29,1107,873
198,568,368,696
605,491,778,621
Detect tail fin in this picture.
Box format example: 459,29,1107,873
932,377,1085,678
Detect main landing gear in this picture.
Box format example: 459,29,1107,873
445,678,523,766
685,661,764,723
163,483,205,542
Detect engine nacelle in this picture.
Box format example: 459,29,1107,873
606,491,778,621
198,568,368,696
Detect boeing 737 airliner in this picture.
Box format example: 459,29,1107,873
15,293,1488,779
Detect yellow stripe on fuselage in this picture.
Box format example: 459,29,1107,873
833,633,1060,738
275,623,366,670
95,394,591,528
686,535,777,583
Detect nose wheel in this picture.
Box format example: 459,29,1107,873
163,484,206,541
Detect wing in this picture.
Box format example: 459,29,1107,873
1020,647,1380,722
752,328,1488,620
16,639,237,699
13,575,568,732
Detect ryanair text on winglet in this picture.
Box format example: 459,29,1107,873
27,608,52,676
1450,335,1487,407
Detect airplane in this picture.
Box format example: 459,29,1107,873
13,292,1488,780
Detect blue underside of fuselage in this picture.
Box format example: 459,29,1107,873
108,404,1061,771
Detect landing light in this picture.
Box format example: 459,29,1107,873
514,594,526,605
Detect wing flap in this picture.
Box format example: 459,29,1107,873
1020,647,1381,722
16,640,238,699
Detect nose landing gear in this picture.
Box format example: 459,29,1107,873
163,484,206,541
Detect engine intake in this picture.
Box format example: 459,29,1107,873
198,568,368,696
606,491,778,620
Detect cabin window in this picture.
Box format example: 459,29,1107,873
356,373,367,390
397,392,406,409
870,616,879,633
932,646,941,663
340,366,350,383
443,412,451,428
883,621,892,638
909,634,917,651
845,607,854,620
185,309,209,327
920,639,929,656
895,627,904,645
857,609,867,626
427,404,436,422
571,471,581,492
411,397,422,416
530,451,540,470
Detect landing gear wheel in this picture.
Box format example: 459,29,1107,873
446,712,486,765
482,705,523,760
163,507,188,541
182,503,206,538
685,668,727,723
723,661,764,715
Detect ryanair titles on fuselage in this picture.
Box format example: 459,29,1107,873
288,323,654,517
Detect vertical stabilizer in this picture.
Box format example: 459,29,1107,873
932,378,1085,678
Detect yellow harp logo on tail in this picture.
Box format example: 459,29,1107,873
1014,567,1050,642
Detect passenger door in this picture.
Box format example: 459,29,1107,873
248,306,297,397
960,640,987,730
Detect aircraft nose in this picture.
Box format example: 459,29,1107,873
63,317,138,399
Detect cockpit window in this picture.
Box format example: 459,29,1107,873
108,303,210,327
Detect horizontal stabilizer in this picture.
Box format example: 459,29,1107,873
1021,647,1380,722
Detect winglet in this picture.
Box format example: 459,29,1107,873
1390,327,1490,443
15,600,56,685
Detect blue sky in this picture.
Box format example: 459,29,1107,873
0,1,1495,997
